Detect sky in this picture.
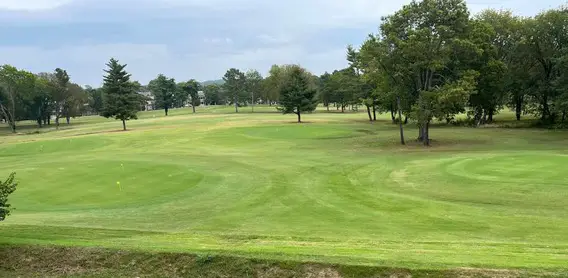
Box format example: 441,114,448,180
0,0,564,86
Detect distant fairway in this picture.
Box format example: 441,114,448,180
1,106,567,271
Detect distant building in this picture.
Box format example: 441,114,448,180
138,91,154,111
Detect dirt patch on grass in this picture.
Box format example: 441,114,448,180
1,245,566,278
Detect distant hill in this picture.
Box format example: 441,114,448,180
201,79,225,86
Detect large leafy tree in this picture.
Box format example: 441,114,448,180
380,0,476,145
328,68,359,113
85,86,104,114
64,83,87,124
245,70,263,112
0,65,37,133
278,65,318,123
203,84,222,105
101,58,139,131
525,9,568,124
149,74,177,116
223,68,247,113
318,72,333,111
0,172,17,221
180,79,202,113
476,10,527,122
52,68,70,129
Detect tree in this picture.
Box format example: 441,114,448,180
149,74,177,116
64,83,87,124
180,79,202,113
278,66,318,123
86,86,104,114
380,0,474,145
318,72,333,111
223,68,246,113
525,9,568,124
476,10,527,122
204,84,222,105
52,68,70,129
0,65,37,133
329,69,358,113
245,70,263,112
101,58,139,131
0,172,18,221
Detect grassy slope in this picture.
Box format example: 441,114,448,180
0,105,567,276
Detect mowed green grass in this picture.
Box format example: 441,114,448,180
0,106,567,270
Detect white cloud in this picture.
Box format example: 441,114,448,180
0,0,73,11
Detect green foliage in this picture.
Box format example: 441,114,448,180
245,70,263,109
85,86,104,114
0,65,37,132
203,84,223,105
101,58,139,130
149,74,177,116
277,66,317,122
223,68,247,112
180,79,202,113
0,172,17,221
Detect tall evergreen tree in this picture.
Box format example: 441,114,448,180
101,58,139,131
278,66,317,123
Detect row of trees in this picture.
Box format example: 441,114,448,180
0,66,89,132
325,0,568,145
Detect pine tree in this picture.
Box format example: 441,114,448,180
101,58,139,131
278,66,318,123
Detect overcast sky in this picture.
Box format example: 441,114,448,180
0,0,564,86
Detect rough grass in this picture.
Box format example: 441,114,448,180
1,245,565,278
0,105,567,276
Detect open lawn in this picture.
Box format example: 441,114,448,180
1,106,567,275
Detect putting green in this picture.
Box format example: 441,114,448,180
1,108,567,270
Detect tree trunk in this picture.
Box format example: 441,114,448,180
391,109,396,123
66,116,70,125
423,121,430,146
165,106,169,116
47,117,51,125
562,110,567,123
55,116,60,130
235,100,239,113
192,105,196,114
37,118,42,128
515,95,522,121
404,115,408,124
488,108,494,123
366,105,372,121
297,111,301,123
397,96,405,145
9,117,16,133
341,105,345,113
372,106,377,121
541,95,549,122
326,104,329,112
418,124,424,142
252,92,255,113
122,120,126,131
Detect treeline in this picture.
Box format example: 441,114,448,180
343,1,568,145
2,0,567,142
0,66,93,132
